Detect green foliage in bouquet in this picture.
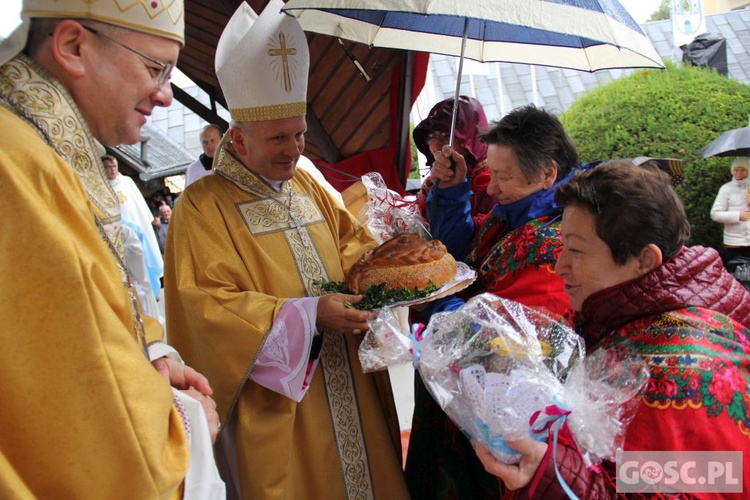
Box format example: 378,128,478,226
313,279,439,310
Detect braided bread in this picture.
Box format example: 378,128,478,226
347,234,457,293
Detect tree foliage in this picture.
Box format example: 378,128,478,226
560,62,750,250
648,0,671,22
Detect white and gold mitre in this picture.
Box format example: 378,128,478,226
216,0,309,122
22,0,185,44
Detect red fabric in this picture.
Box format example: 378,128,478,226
317,52,429,195
508,247,750,500
316,148,407,195
489,265,571,322
577,246,750,349
464,215,573,323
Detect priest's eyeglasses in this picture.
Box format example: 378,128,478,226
82,25,174,87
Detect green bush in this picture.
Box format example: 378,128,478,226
561,62,750,250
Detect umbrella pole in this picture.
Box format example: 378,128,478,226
431,18,468,225
448,18,469,152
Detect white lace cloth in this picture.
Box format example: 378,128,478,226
457,365,561,464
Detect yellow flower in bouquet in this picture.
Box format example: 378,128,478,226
489,337,552,358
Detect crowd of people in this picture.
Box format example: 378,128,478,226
2,0,748,499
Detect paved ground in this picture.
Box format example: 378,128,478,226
388,363,416,466
388,363,416,431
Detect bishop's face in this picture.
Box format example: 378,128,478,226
73,22,179,146
232,115,307,182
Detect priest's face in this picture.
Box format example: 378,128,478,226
232,116,307,181
103,159,119,180
69,22,180,146
201,126,222,158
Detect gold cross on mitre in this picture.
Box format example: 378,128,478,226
268,32,297,93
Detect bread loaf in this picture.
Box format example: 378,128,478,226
347,234,456,294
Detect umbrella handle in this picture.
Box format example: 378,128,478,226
429,157,456,225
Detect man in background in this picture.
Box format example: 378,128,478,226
105,154,164,301
185,124,222,187
156,203,173,255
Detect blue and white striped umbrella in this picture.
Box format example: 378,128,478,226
282,0,664,72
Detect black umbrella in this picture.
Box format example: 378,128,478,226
701,126,750,158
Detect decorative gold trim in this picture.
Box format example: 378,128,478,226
0,55,123,257
230,102,307,122
320,333,374,499
23,0,185,44
24,11,184,43
0,54,146,350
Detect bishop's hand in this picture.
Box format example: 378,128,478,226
316,293,376,334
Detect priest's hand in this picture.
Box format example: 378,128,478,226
431,144,468,189
153,356,213,396
183,387,221,443
317,293,376,334
474,439,547,490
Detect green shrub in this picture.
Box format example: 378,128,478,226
561,62,750,250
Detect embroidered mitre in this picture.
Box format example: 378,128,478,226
216,0,309,122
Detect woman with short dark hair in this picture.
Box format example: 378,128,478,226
406,105,580,500
476,160,750,499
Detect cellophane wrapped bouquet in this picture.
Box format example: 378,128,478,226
360,293,649,466
358,172,430,243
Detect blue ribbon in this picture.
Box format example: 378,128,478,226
578,159,603,171
474,418,520,457
529,398,581,500
474,417,552,463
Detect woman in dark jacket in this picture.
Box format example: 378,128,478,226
476,160,750,499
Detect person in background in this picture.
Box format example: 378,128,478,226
0,0,223,497
405,104,578,500
156,203,172,255
710,156,750,273
105,154,164,299
413,96,493,222
164,2,409,499
121,221,160,319
185,124,223,187
476,159,750,499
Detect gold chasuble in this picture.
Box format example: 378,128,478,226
0,56,188,498
165,142,409,500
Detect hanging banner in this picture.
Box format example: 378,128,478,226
672,0,707,47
